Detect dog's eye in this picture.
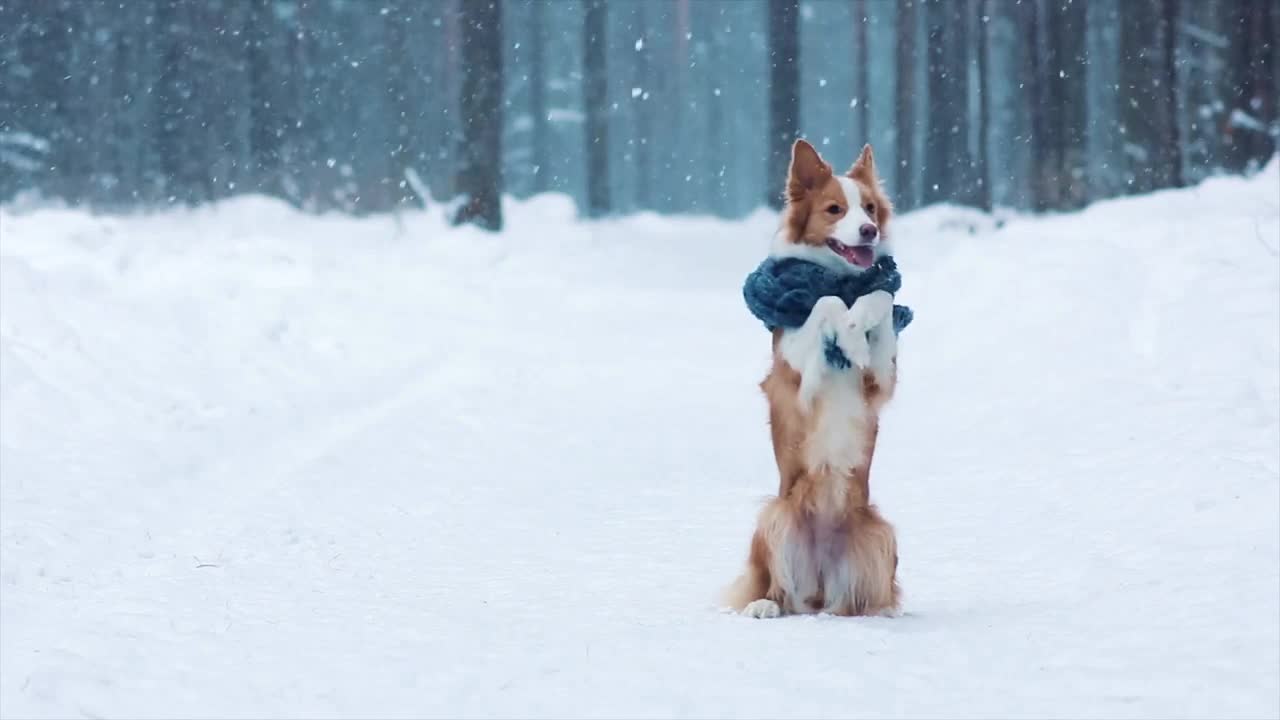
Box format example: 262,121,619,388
826,204,842,215
864,202,876,215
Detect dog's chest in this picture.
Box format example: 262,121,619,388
804,374,871,475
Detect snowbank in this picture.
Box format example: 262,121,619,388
2,165,1277,718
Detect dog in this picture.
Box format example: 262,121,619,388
724,139,902,619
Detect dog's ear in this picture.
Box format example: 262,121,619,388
850,143,893,223
849,144,878,181
788,139,832,199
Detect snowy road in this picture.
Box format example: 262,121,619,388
2,167,1278,718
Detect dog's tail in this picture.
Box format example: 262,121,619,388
720,530,770,612
721,570,761,612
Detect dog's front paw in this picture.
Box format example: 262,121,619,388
809,295,867,371
811,295,848,323
845,291,894,333
742,599,782,619
838,328,871,369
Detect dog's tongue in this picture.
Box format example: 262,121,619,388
830,240,876,269
850,245,875,268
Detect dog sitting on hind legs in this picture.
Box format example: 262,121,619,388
725,139,905,619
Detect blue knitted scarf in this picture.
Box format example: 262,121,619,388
742,255,913,369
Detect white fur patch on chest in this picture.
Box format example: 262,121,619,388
804,373,870,478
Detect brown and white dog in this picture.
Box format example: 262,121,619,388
724,139,902,619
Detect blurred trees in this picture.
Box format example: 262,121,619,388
1,0,1275,221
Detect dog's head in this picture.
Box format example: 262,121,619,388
777,139,893,271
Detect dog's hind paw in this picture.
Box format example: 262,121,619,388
742,599,782,619
875,604,903,618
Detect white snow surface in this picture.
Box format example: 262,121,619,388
2,166,1279,719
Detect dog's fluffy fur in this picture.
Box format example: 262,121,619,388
725,139,902,619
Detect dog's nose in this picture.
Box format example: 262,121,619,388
859,223,878,242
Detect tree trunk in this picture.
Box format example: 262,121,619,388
1119,0,1152,193
1153,0,1183,188
247,0,284,197
528,0,550,194
1024,0,1085,210
853,0,870,143
924,0,971,206
453,0,504,231
156,0,204,204
385,1,419,208
582,0,610,217
629,0,653,209
766,0,799,209
894,0,919,210
1024,0,1052,209
1056,0,1088,207
1085,0,1124,199
1120,0,1181,194
29,0,80,201
974,0,992,212
704,1,730,217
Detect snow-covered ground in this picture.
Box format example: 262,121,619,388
2,164,1278,719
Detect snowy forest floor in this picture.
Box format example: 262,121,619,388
2,165,1279,719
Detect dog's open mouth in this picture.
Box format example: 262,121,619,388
826,238,876,269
